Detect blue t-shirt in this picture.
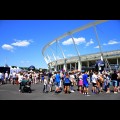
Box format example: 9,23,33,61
55,74,60,83
83,73,88,85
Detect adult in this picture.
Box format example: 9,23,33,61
111,70,118,94
64,73,71,94
55,72,61,93
82,71,90,95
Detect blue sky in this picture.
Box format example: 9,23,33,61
0,20,120,69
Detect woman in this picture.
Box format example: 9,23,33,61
64,73,71,94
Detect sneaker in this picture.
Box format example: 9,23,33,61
106,91,110,93
70,90,74,93
114,92,118,94
19,90,21,92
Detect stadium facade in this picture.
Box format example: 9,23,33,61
47,49,120,71
42,20,120,72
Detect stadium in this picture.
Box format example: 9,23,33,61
42,20,120,72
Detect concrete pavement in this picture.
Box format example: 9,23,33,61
0,82,120,100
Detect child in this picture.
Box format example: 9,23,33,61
79,78,83,93
49,76,53,92
78,72,83,93
43,77,47,93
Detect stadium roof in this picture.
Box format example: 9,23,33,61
49,49,120,65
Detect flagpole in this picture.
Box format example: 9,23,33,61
93,25,111,71
93,25,103,61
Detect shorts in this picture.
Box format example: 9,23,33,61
92,83,97,87
100,82,103,87
64,83,70,86
55,82,60,87
112,80,117,87
83,84,89,88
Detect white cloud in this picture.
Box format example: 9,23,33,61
103,40,120,46
2,44,14,51
86,39,94,46
108,40,119,45
62,37,86,45
94,46,99,48
103,43,107,46
12,40,31,47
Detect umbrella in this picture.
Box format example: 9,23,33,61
28,65,35,70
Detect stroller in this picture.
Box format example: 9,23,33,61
21,80,32,93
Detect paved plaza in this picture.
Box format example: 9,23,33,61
0,82,120,100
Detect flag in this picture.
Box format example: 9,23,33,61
101,55,103,61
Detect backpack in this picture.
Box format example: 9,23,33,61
64,78,70,83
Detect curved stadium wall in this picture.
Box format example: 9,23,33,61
42,20,120,72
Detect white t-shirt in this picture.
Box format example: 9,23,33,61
5,72,8,78
49,77,53,84
44,79,47,85
0,72,2,79
18,74,23,83
12,72,16,78
92,74,98,83
70,74,75,79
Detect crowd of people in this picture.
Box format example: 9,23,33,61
47,70,120,96
0,69,120,96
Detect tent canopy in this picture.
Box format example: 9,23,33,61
28,65,35,70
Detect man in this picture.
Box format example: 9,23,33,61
111,70,118,94
82,71,90,96
55,72,61,93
